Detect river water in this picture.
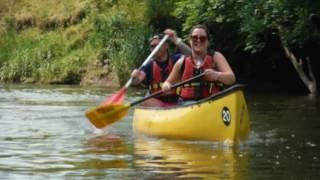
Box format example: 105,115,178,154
0,84,319,179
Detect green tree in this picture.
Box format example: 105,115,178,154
239,0,319,94
145,0,181,32
174,0,320,94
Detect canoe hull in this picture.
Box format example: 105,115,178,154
133,85,250,143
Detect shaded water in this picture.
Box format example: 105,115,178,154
0,84,319,179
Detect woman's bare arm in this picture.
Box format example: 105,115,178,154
204,52,236,85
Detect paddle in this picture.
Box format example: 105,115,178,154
101,34,169,105
85,72,206,129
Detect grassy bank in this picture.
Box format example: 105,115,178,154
0,0,150,86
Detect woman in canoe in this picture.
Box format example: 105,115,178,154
162,25,236,104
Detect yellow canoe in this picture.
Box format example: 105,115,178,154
132,84,250,143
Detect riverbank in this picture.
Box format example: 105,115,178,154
80,68,119,88
0,0,148,87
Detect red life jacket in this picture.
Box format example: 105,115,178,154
149,58,178,102
180,55,222,100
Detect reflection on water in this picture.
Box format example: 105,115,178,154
0,84,320,179
78,135,129,169
134,138,249,179
86,135,125,155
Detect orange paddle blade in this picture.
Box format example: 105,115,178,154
101,87,127,105
85,104,130,129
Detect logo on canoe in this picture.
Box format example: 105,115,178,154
222,107,231,126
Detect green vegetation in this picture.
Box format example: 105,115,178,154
0,0,151,85
173,0,319,94
0,0,319,93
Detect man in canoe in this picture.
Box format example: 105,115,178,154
131,33,190,107
162,24,236,104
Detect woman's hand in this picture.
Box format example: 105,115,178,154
204,69,222,81
161,81,172,92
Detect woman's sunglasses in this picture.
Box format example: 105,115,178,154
191,35,207,42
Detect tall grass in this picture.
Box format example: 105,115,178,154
111,25,150,85
0,17,91,83
86,0,151,85
0,0,151,85
88,12,150,84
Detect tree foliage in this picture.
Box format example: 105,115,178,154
174,0,243,52
239,0,320,53
174,0,320,54
145,0,180,32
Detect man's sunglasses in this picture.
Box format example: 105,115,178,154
149,44,158,49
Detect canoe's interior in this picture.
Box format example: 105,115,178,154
136,84,246,110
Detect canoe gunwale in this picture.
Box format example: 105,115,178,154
136,84,246,110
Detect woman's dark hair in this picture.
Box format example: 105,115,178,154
189,24,209,40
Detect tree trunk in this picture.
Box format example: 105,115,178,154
280,42,317,95
277,28,317,95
